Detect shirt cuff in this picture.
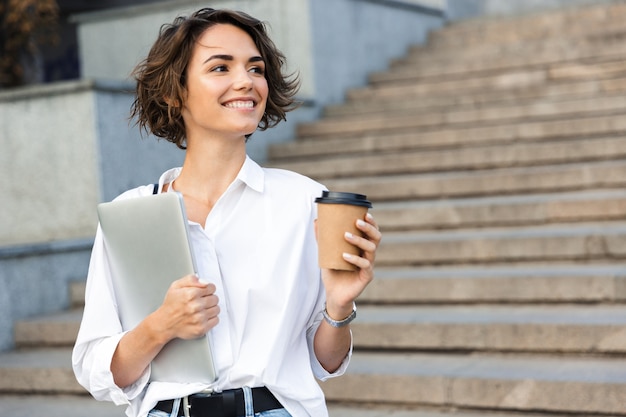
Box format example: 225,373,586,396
307,319,353,381
89,332,151,405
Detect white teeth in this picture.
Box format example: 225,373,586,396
225,101,254,109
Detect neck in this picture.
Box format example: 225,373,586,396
174,135,247,205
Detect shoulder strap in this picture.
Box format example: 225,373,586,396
153,183,159,194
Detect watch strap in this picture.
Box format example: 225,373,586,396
322,302,357,328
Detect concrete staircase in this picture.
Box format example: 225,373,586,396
3,2,626,416
268,2,626,416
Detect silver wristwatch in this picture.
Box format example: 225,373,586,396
322,302,357,328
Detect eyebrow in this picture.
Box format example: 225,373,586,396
203,54,264,64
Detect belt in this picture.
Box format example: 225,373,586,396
154,387,282,417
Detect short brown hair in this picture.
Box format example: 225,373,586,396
130,8,300,149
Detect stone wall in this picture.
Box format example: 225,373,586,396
0,80,184,351
0,80,184,247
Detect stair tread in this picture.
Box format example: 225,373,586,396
357,304,626,324
329,405,575,417
270,115,626,160
346,351,626,382
375,263,626,278
375,46,626,82
374,188,626,209
17,309,82,324
333,78,626,113
322,159,626,201
300,94,626,132
0,347,72,368
382,220,626,241
0,395,126,417
274,136,626,180
322,352,626,413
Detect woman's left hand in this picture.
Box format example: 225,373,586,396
320,212,382,319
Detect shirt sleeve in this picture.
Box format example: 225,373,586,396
71,226,151,405
306,309,353,381
301,182,353,381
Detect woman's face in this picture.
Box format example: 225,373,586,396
181,23,269,143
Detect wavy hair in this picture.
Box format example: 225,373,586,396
130,8,300,149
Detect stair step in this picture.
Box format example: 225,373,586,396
329,78,626,118
427,3,626,48
377,220,626,266
363,264,626,304
406,24,626,64
348,65,626,105
375,43,626,85
371,57,626,90
269,114,626,160
273,136,626,180
14,309,82,347
323,160,626,202
354,304,626,353
372,189,626,231
329,405,577,417
297,95,626,139
0,348,84,394
321,352,626,415
0,395,125,417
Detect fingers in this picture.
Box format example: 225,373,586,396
359,213,382,243
171,274,217,296
160,275,221,340
345,214,381,254
183,294,220,333
341,213,381,271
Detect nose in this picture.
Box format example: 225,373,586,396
233,67,253,91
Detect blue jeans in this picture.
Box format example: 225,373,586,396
148,387,292,417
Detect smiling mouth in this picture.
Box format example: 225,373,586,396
224,100,255,109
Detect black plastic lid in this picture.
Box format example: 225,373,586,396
315,191,372,208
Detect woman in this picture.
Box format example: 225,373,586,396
72,8,381,417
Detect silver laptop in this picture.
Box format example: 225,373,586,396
97,191,216,384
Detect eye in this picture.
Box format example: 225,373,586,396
210,65,228,73
249,65,265,75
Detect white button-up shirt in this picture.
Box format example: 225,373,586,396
72,156,350,417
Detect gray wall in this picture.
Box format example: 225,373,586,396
309,0,443,106
0,81,185,351
93,84,185,202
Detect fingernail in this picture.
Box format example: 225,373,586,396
342,253,352,260
345,232,353,239
357,219,366,227
366,213,373,221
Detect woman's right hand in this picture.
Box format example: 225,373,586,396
154,274,220,342
111,274,219,388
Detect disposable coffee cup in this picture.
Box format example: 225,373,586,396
315,191,373,271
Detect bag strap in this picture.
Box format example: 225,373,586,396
153,183,159,194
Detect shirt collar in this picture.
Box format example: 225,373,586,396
157,155,264,193
236,155,264,193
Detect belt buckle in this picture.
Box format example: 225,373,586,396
183,388,212,417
